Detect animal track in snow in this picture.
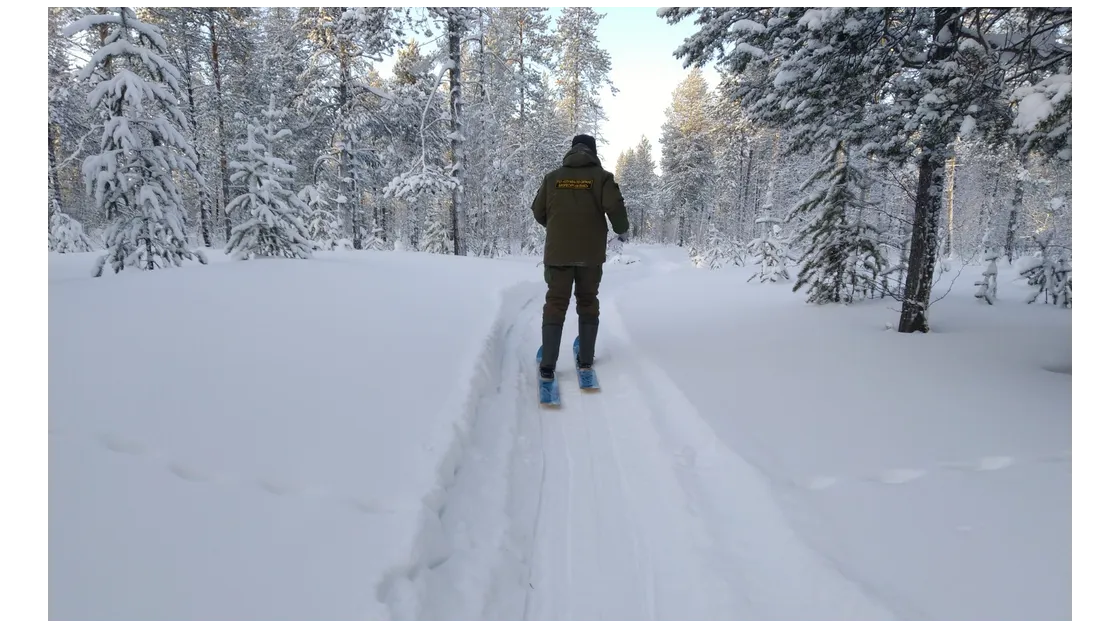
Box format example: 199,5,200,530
257,478,307,496
168,461,217,483
53,427,395,515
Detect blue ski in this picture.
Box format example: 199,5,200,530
573,337,600,391
536,345,560,407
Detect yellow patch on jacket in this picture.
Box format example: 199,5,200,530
555,178,594,190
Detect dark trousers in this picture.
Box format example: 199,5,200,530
540,265,602,370
542,264,602,325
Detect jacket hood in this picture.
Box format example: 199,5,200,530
562,145,601,168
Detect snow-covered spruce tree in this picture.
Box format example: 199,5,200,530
297,183,347,251
974,230,999,305
224,96,314,260
747,216,794,283
789,142,886,304
694,221,730,269
48,204,97,253
65,8,206,277
1020,232,1071,307
419,209,452,255
747,174,794,282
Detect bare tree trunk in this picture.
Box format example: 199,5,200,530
338,47,360,249
207,11,231,242
183,44,211,247
898,148,945,333
517,12,526,121
897,8,954,334
48,124,64,213
1006,165,1023,262
944,154,956,260
741,137,754,242
449,12,464,256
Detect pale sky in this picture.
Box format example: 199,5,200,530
375,7,721,176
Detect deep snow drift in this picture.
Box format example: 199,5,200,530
49,244,1070,620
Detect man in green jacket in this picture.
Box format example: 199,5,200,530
532,134,630,381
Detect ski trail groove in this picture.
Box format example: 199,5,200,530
584,369,658,619
374,283,540,620
561,416,575,619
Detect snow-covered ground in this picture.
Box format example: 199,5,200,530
49,244,1070,620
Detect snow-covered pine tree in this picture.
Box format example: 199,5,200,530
663,7,1071,331
380,49,459,215
789,142,886,304
65,8,206,277
301,7,405,249
492,6,564,254
442,7,468,255
617,136,659,240
974,230,999,305
224,96,314,260
554,7,617,134
660,68,715,249
709,79,759,253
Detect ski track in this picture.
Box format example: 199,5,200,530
377,253,900,620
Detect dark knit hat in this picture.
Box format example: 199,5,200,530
572,134,597,155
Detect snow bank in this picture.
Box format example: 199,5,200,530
48,249,534,620
613,262,1071,620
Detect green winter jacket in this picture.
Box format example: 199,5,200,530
532,145,629,266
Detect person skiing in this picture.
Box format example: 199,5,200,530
532,133,630,382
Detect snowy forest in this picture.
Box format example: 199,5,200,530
47,7,1072,332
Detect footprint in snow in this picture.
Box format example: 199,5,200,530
675,446,697,469
257,478,308,496
167,461,215,483
99,433,148,456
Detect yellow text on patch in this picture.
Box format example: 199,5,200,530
556,179,594,190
